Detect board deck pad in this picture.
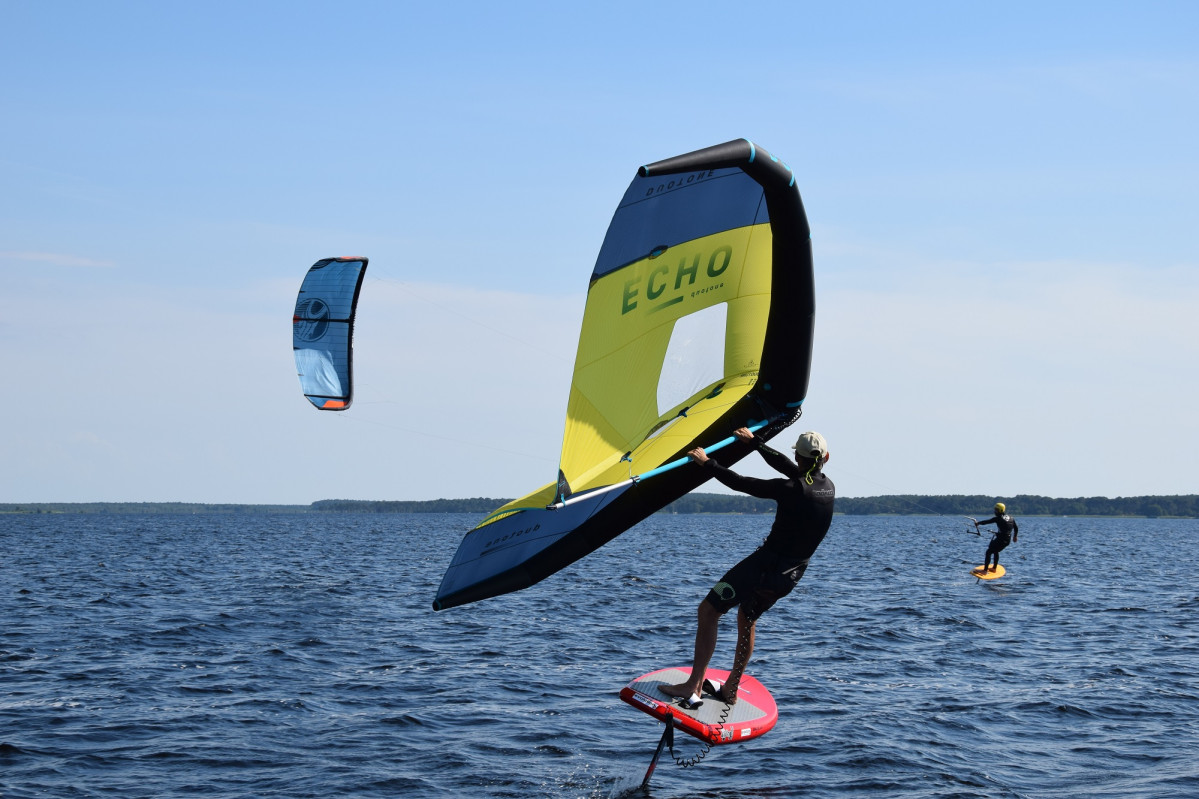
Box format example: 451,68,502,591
971,564,1006,580
619,666,778,744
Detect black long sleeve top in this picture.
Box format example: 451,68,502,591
703,439,836,565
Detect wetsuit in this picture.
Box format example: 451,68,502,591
700,435,836,621
978,512,1018,564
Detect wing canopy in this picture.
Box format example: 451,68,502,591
292,257,368,411
435,140,814,611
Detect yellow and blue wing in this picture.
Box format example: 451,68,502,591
435,141,814,611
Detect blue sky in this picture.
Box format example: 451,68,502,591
3,1,1196,504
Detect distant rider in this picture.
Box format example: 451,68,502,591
659,427,835,707
972,502,1019,573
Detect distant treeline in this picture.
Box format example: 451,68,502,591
309,498,503,514
0,502,307,514
824,494,1199,519
3,494,1196,517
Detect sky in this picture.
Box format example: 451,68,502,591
2,1,1197,504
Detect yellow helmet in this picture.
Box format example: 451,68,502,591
994,502,1006,513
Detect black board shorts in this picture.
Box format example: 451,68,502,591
704,548,809,621
986,534,1011,554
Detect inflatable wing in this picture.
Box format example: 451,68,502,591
435,140,815,610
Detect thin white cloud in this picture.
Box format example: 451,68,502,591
0,251,115,268
805,257,1199,498
1,277,581,503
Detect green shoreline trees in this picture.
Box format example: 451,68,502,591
3,494,1196,517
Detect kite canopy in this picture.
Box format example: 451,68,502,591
292,257,368,411
434,140,815,611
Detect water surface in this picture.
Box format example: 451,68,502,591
2,513,1195,797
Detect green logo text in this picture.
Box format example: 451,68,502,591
621,246,733,315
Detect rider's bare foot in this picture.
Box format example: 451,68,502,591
659,681,699,699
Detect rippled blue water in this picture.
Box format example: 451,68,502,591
2,512,1196,798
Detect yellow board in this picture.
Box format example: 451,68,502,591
970,564,1006,580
